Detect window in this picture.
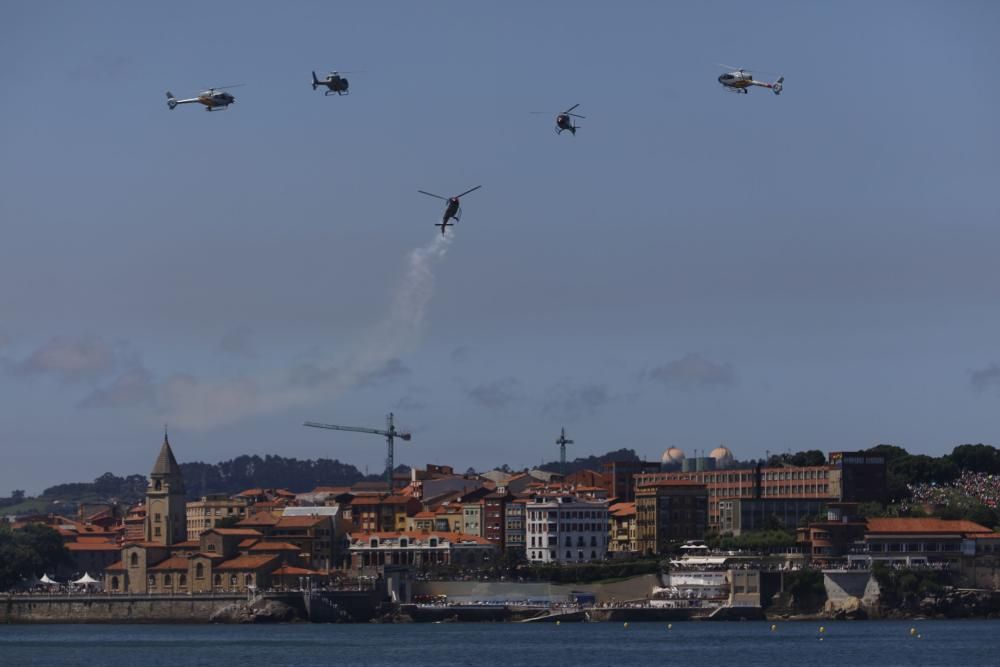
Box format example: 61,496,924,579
147,575,155,587
370,538,379,548
179,574,187,587
111,576,119,590
164,574,172,586
229,574,237,586
429,538,438,548
245,574,253,586
566,551,571,559
196,563,205,578
154,513,161,523
130,553,139,567
214,574,222,586
207,543,216,552
154,527,161,537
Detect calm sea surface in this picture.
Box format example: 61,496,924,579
0,620,997,666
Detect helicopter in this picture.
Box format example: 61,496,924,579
418,186,482,235
531,103,585,135
717,66,783,95
166,86,240,111
311,70,352,96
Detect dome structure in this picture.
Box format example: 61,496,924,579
661,447,686,465
709,444,734,469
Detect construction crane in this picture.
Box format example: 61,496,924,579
303,413,411,490
555,427,574,473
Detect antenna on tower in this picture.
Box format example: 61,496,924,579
555,427,574,474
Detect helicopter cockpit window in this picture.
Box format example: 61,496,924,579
721,74,734,81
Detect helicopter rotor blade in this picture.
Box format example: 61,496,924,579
455,185,482,198
567,113,586,119
418,190,448,200
563,103,581,113
209,84,246,91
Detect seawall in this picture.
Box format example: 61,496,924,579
2,593,251,624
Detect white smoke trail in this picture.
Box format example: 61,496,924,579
153,231,455,429
344,231,454,381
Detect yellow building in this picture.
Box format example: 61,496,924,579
186,494,249,539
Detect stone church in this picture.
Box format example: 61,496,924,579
105,434,317,594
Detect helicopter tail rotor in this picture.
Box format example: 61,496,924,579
772,76,784,95
311,71,319,90
166,91,177,110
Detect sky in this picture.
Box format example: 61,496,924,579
1,1,999,494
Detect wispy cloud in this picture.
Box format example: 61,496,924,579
451,346,472,364
646,353,736,390
542,381,613,420
79,366,156,409
358,358,411,387
7,335,119,382
971,363,1000,392
466,377,523,410
218,327,257,359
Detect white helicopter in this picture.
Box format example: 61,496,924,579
165,85,242,111
717,65,783,95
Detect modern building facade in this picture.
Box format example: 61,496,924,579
635,481,708,555
525,495,609,564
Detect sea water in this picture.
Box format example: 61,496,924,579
0,620,996,666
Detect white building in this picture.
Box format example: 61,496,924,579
525,495,609,564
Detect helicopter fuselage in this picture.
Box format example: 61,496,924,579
718,70,782,95
443,198,460,222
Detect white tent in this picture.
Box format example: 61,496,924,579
39,574,60,585
73,572,99,585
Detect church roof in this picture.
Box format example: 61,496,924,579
152,435,182,477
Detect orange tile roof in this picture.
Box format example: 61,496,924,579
239,514,279,526
105,560,126,572
271,565,322,576
238,538,259,548
349,496,383,506
149,556,191,571
215,554,280,571
275,515,328,529
865,518,993,535
414,511,436,519
66,541,120,551
249,541,301,552
609,502,637,517
205,528,263,537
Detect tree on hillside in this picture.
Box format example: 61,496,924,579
536,448,640,474
947,444,1000,475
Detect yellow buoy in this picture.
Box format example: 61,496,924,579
556,620,560,626
624,622,629,629
910,627,916,636
771,624,777,632
819,626,825,633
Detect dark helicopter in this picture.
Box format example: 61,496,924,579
532,103,585,135
418,186,482,235
311,70,351,96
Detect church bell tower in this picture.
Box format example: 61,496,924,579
145,429,187,545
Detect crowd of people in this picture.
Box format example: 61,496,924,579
908,471,1000,509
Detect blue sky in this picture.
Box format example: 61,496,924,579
2,1,998,493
